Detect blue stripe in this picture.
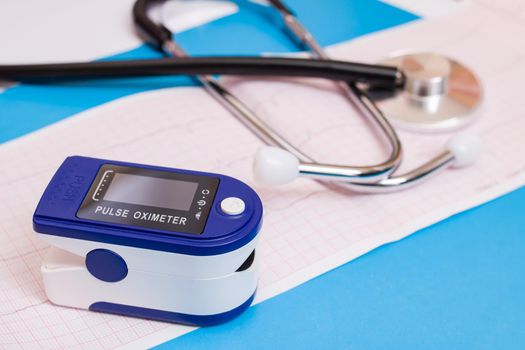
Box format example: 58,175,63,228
90,292,255,326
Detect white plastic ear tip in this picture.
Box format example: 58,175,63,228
253,146,300,186
447,133,482,168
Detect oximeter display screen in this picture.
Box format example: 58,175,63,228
103,173,198,211
77,164,219,235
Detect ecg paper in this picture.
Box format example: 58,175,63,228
1,1,525,348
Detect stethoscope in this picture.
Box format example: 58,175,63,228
0,0,483,193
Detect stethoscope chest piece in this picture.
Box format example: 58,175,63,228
371,52,483,133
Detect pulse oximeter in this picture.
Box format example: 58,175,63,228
33,156,262,326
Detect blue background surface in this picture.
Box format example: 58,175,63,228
1,1,523,349
156,187,525,350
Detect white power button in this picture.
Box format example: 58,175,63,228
220,197,245,216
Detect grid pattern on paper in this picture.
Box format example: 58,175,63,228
1,2,525,348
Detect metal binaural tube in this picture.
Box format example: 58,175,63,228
154,0,404,182
164,38,398,181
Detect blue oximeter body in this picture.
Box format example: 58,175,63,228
33,156,263,326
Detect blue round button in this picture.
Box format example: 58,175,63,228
86,249,128,282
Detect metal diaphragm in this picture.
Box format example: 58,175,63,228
369,52,483,133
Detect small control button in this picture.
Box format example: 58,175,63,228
220,197,245,215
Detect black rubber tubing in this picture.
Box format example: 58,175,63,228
0,56,403,87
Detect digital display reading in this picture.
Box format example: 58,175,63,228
103,173,198,211
77,164,219,235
